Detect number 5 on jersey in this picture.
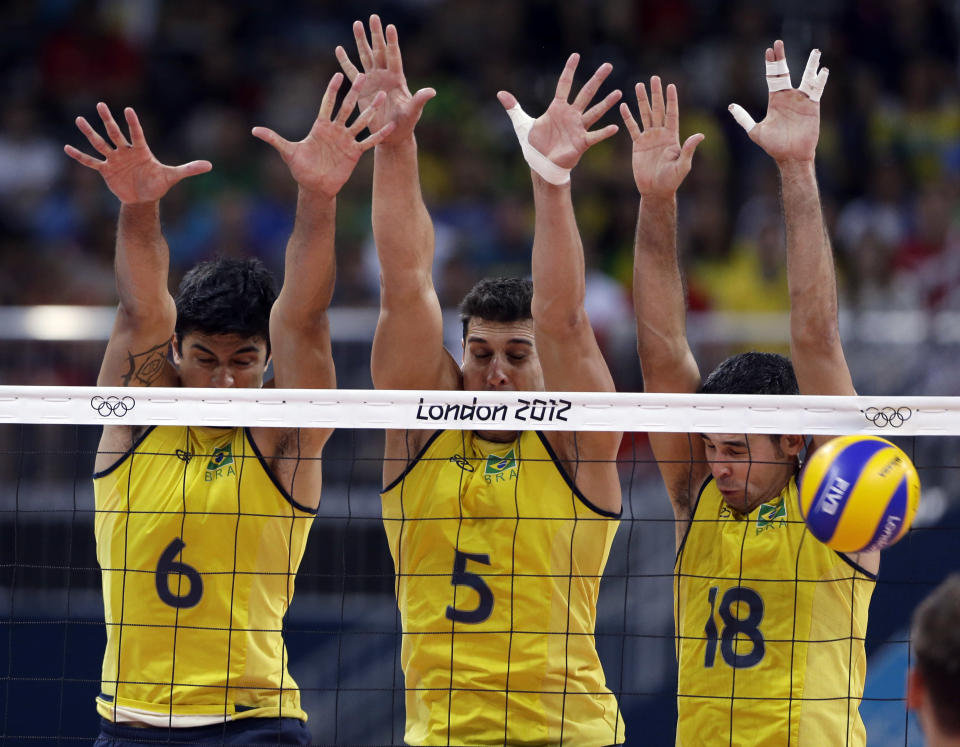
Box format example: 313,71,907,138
445,550,493,624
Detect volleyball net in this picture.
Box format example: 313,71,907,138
1,386,957,745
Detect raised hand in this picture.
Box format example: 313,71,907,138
620,77,704,198
64,103,211,205
252,73,394,198
335,15,435,144
498,53,621,171
728,40,827,164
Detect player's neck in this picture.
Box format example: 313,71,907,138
474,429,517,444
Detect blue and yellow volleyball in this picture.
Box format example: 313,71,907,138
798,435,921,553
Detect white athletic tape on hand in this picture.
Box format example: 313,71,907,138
765,59,790,76
728,104,757,132
505,104,571,185
766,75,793,92
798,49,828,102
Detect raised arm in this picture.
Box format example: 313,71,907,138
496,54,622,508
336,15,457,392
253,72,392,393
730,42,872,570
728,41,855,404
65,103,211,387
622,78,706,527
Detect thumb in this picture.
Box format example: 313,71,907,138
679,133,705,165
251,127,292,159
728,103,757,134
173,160,213,180
497,91,518,111
411,87,436,117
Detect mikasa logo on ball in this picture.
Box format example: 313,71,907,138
820,477,851,515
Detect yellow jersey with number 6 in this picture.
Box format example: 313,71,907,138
93,425,315,725
382,429,624,746
674,476,876,746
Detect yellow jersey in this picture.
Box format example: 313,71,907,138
93,425,315,726
382,429,624,746
674,476,876,746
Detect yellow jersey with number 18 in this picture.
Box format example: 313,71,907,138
93,425,316,725
382,429,624,746
674,476,876,746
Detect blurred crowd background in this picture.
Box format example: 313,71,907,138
0,0,958,394
0,1,959,743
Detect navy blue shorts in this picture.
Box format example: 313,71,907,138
94,717,311,746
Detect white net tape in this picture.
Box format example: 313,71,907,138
0,386,954,434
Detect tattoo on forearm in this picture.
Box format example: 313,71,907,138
122,341,170,386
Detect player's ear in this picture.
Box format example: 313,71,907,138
906,667,925,711
170,333,182,366
780,434,804,457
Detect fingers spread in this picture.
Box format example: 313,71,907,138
635,82,652,130
728,103,757,132
585,122,619,147
385,23,404,74
649,76,665,127
619,102,642,141
319,72,345,121
665,83,680,133
360,121,397,150
175,160,213,179
353,20,374,71
251,126,291,157
582,88,621,128
335,46,360,82
124,108,147,148
63,144,103,169
554,53,580,102
497,90,518,110
572,61,613,112
349,90,386,134
369,14,388,69
97,102,130,149
75,116,112,156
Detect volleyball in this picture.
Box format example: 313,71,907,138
798,435,921,553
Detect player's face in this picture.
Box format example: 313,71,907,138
461,318,544,393
173,332,269,389
701,432,802,513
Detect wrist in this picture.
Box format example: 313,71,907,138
776,158,816,179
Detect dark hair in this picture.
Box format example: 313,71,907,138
699,352,800,396
459,277,533,339
912,573,960,735
174,257,277,352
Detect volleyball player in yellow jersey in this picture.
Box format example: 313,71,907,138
64,77,394,744
336,16,625,745
626,42,877,745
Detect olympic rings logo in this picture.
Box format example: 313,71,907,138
862,406,912,428
91,395,136,417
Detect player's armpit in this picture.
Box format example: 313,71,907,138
121,341,173,386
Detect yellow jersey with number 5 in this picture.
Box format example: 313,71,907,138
674,476,875,746
93,425,315,725
382,429,624,746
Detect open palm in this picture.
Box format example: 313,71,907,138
749,91,820,163
253,73,393,198
336,15,435,144
621,78,703,197
499,53,620,172
64,103,210,205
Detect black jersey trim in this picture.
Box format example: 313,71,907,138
380,430,443,494
837,551,879,580
92,426,157,479
535,431,621,519
675,475,712,567
245,427,317,515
